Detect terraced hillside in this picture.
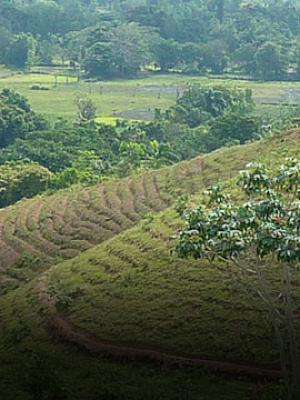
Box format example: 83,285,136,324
1,130,300,399
0,130,280,294
0,157,204,293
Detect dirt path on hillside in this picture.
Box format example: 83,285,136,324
37,273,282,380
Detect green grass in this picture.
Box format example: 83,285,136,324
95,116,140,126
0,73,175,121
1,71,300,122
0,285,276,400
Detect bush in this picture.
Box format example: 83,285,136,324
30,84,50,91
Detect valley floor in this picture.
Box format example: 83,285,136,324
1,70,300,122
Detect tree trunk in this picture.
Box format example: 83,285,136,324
254,263,289,385
282,263,300,399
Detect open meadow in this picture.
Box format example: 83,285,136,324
1,67,300,123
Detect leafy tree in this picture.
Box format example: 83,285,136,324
83,42,114,78
179,42,204,74
37,35,63,66
292,43,300,77
2,0,300,80
23,0,65,38
168,85,254,128
201,40,228,74
254,42,288,80
175,159,300,399
0,27,11,64
0,88,31,112
209,112,260,145
209,0,225,24
64,29,88,64
151,38,180,72
7,33,38,68
139,120,210,159
232,42,257,75
0,161,51,208
0,127,109,172
118,141,146,175
108,23,153,76
0,89,47,148
84,22,153,78
75,97,97,125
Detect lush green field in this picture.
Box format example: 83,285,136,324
1,70,300,121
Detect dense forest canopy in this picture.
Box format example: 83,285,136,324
1,0,300,79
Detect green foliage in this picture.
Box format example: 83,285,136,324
254,42,288,81
209,112,260,146
0,161,51,208
1,128,300,399
176,158,300,268
6,33,38,69
0,88,31,112
0,89,47,148
1,0,300,80
75,97,97,125
0,127,106,172
50,150,106,189
0,85,261,200
167,85,254,128
84,23,153,78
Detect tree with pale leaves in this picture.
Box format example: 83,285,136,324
175,158,300,399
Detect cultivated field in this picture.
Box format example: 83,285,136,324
0,156,204,294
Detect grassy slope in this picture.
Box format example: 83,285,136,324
0,285,267,400
35,132,300,367
0,131,300,399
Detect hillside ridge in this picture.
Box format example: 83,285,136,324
0,157,205,293
1,130,299,294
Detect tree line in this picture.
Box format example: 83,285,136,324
1,0,300,80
